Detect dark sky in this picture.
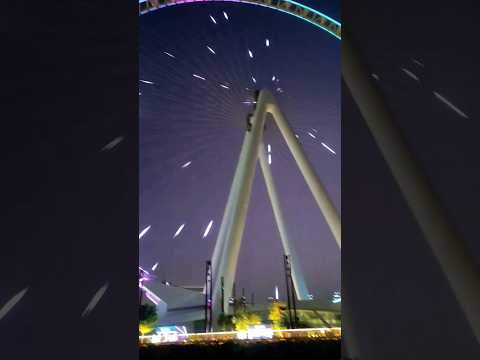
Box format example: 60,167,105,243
139,1,340,306
343,0,480,358
3,1,480,359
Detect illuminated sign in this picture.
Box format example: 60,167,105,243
246,325,273,340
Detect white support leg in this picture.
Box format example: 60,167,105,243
266,94,341,248
258,142,310,300
211,95,269,316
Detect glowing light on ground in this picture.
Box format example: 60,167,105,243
139,225,151,239
140,327,342,344
173,223,185,238
203,220,214,238
321,142,336,155
433,92,469,118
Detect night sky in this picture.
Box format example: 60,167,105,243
139,1,341,306
3,1,480,359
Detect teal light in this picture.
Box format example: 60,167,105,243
263,4,341,40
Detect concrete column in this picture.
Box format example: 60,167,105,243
258,142,310,300
342,30,480,344
266,94,341,248
211,92,269,317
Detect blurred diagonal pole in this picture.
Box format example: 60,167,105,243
258,141,310,299
267,95,342,248
211,90,341,321
342,29,480,345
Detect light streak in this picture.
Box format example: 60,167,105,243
140,285,162,306
163,51,175,58
203,220,214,238
267,144,271,153
139,266,150,276
251,76,256,84
193,74,206,81
433,91,469,118
0,287,28,321
311,128,318,133
295,134,299,139
82,282,109,317
308,132,316,139
266,38,270,47
139,92,141,95
152,262,158,271
412,58,424,67
248,50,254,58
272,76,276,81
173,223,185,238
268,154,272,165
101,136,124,151
371,73,380,80
145,292,159,305
181,161,192,168
140,79,154,84
223,11,228,20
219,84,230,89
321,142,336,155
401,67,419,82
209,15,217,24
206,46,216,54
139,225,151,239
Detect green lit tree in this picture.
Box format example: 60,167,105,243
139,303,157,335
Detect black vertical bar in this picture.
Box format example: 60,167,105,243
290,263,298,329
205,261,208,332
208,261,213,332
232,282,236,315
284,255,293,329
221,276,225,314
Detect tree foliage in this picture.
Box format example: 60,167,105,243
217,313,235,331
139,303,157,335
268,301,286,330
232,311,262,331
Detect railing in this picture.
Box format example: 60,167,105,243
139,327,341,345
